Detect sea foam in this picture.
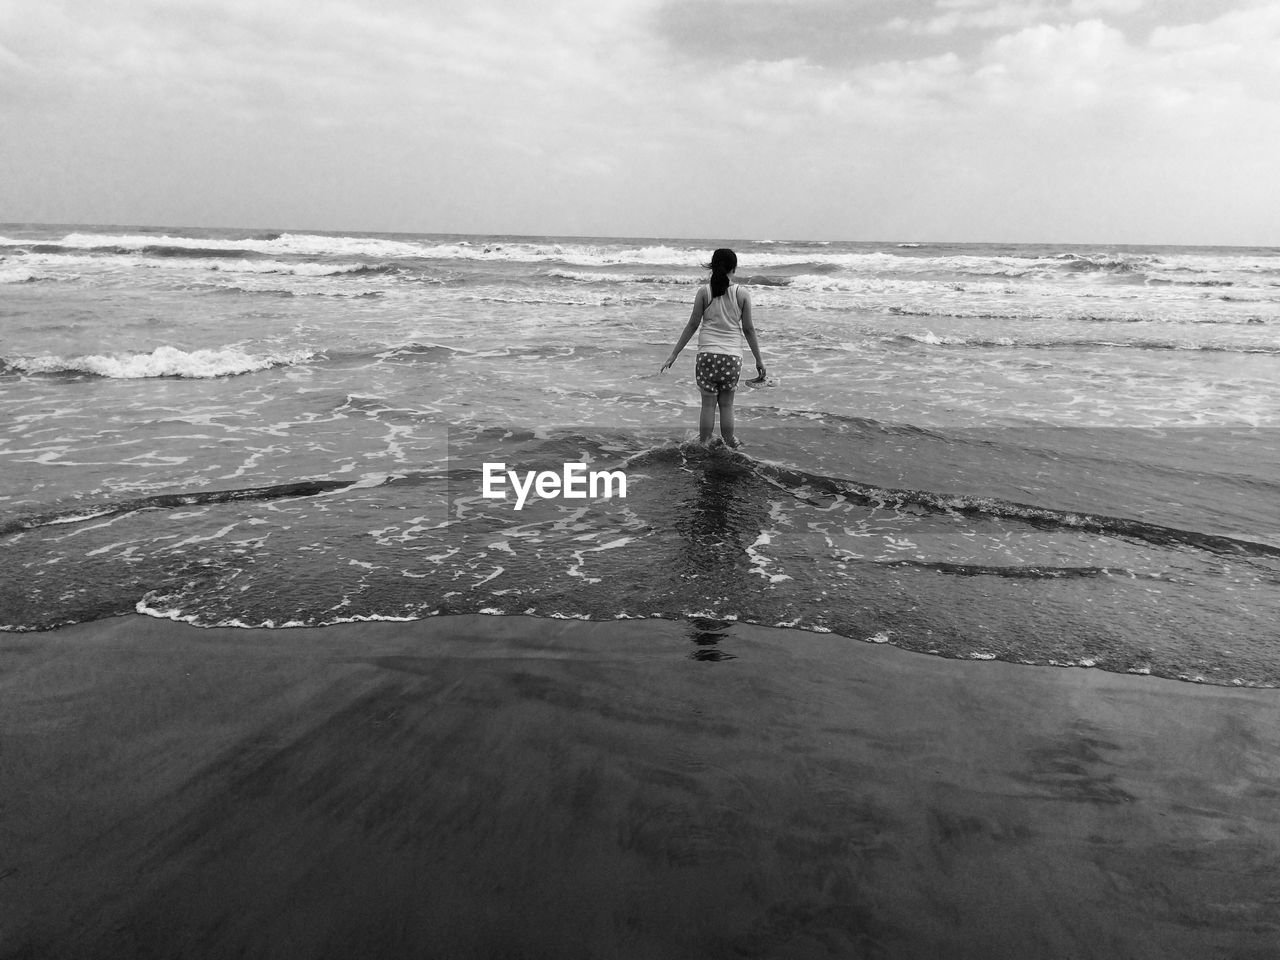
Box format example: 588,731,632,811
7,345,314,379
0,265,40,283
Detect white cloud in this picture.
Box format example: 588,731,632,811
1069,0,1145,14
887,0,1053,35
1149,1,1280,98
815,3,1279,139
885,0,1149,35
976,18,1129,102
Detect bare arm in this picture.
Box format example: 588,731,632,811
660,287,708,372
740,290,766,380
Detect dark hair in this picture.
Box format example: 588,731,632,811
707,248,737,299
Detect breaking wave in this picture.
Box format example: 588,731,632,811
5,232,1278,290
888,332,1280,353
2,345,316,379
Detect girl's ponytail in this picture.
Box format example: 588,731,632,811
707,248,737,299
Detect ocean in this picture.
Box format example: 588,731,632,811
3,224,1279,685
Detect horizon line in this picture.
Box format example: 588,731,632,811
2,220,1277,252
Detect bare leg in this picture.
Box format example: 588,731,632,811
718,392,737,446
699,391,718,443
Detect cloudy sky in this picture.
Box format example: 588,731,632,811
2,0,1277,244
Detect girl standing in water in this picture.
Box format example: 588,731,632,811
660,248,766,447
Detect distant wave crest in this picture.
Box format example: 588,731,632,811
5,231,1278,285
888,331,1280,353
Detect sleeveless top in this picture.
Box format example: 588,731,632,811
696,283,745,356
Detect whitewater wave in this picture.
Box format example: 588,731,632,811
199,260,399,278
48,231,427,261
5,231,1278,284
0,265,41,283
2,345,316,379
888,332,1280,353
547,268,696,285
372,342,469,364
4,247,400,282
788,273,1021,296
1057,253,1150,274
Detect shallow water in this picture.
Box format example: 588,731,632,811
3,225,1279,684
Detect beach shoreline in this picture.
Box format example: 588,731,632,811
3,613,1278,959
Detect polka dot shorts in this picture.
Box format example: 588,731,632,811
695,352,742,395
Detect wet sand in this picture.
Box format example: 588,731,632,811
2,614,1278,959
